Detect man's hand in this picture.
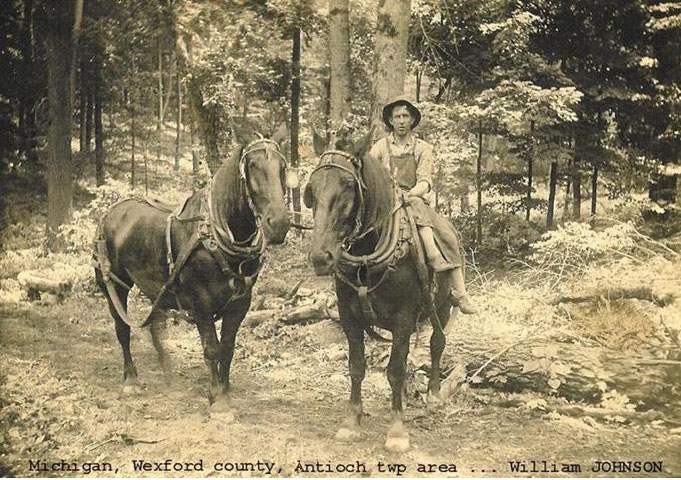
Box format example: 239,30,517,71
408,180,430,199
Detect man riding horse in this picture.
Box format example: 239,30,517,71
369,97,478,314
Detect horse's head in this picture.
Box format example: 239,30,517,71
234,123,291,244
304,129,374,275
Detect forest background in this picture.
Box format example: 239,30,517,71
1,0,681,475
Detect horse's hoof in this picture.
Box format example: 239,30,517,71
385,434,410,453
210,398,236,423
427,392,444,411
159,357,172,374
385,424,410,453
209,409,236,424
122,383,142,395
335,427,362,442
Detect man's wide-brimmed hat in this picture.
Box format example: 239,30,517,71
382,96,421,130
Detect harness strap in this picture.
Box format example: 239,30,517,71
140,230,203,327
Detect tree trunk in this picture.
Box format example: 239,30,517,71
415,69,422,102
525,122,535,222
160,53,174,124
370,0,411,135
572,161,581,221
324,76,331,143
182,35,221,175
79,65,87,154
476,123,483,245
40,0,79,252
290,27,302,224
144,144,149,195
129,89,136,188
547,161,558,228
157,39,163,165
649,174,678,208
591,165,598,217
561,155,572,222
94,53,104,187
86,91,93,157
329,0,351,128
447,338,679,409
174,57,182,172
460,182,470,212
20,0,38,165
526,156,533,222
190,115,199,180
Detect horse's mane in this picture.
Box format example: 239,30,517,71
360,150,395,231
212,144,248,220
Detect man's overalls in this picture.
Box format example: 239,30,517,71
387,140,464,272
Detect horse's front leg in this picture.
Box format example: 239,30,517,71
335,298,366,442
427,300,451,409
385,319,412,453
191,299,233,420
218,295,251,393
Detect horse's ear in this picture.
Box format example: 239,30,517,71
303,182,314,209
230,119,255,146
271,122,289,145
313,129,327,156
352,126,376,159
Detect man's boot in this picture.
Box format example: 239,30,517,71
449,267,478,315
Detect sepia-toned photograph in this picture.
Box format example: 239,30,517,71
1,0,680,477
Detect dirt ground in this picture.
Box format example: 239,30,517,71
1,246,680,478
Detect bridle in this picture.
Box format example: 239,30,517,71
239,137,288,224
308,149,367,248
206,137,287,252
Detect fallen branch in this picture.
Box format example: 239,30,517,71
17,271,71,299
550,287,674,307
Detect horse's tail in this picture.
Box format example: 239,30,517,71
92,216,134,327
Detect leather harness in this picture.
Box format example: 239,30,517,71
308,150,445,337
94,138,286,327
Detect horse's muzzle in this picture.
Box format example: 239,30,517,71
262,212,290,245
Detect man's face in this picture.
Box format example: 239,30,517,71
389,105,413,136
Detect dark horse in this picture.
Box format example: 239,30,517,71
304,132,453,452
94,127,290,420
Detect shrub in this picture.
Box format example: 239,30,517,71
529,221,638,272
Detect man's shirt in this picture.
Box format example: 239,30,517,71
368,133,434,191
